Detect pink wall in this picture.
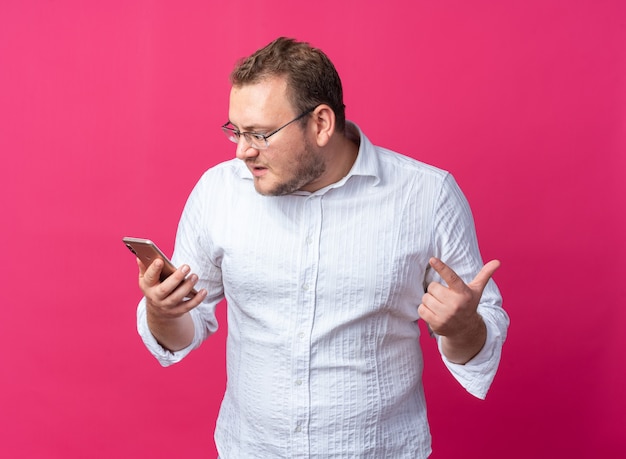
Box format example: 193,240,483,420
1,1,624,457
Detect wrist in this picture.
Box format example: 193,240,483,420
442,314,487,364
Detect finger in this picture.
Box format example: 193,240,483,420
173,271,200,299
136,257,147,274
420,287,446,316
166,288,208,317
181,287,207,309
141,258,164,287
425,280,448,303
429,257,465,292
162,264,192,291
469,259,501,292
418,298,447,334
417,302,431,321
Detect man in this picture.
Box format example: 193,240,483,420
135,37,509,458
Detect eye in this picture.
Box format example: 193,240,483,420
250,133,266,141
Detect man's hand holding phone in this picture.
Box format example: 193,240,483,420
137,256,207,352
138,257,206,318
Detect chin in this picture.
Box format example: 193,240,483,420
253,171,315,196
253,180,281,196
254,181,301,197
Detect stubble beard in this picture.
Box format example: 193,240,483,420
256,142,326,196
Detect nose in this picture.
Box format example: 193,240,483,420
235,137,260,160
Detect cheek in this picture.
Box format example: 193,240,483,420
267,145,298,171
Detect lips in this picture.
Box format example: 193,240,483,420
249,163,268,177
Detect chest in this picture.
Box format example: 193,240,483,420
210,185,432,312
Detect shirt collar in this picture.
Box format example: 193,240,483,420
343,121,381,187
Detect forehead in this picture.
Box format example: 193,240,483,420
228,76,294,128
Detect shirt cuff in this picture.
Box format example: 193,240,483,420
136,297,199,367
437,316,504,399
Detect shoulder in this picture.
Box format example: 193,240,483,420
374,145,452,193
379,147,447,176
191,158,250,193
181,159,249,213
353,122,450,187
199,158,246,182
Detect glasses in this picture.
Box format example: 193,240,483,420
221,107,316,150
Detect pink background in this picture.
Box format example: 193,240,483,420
1,1,624,457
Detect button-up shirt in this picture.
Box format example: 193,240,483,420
137,122,509,458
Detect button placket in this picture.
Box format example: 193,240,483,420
290,195,323,453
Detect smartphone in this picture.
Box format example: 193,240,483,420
122,236,197,297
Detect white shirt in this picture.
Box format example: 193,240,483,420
137,123,509,458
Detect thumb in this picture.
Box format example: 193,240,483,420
138,257,163,286
468,259,501,293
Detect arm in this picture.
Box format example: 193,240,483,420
420,174,509,397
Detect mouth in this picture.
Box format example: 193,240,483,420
249,163,268,177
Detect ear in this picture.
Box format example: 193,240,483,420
310,105,335,147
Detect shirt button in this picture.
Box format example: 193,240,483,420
305,236,313,245
295,425,302,433
295,379,302,386
298,332,305,339
302,283,309,291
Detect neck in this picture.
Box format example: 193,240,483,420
297,120,360,193
312,128,359,191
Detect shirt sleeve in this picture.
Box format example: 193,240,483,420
428,173,510,399
435,307,507,399
135,170,225,366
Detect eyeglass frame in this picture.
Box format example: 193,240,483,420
221,106,317,150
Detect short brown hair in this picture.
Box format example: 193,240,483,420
230,37,346,132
